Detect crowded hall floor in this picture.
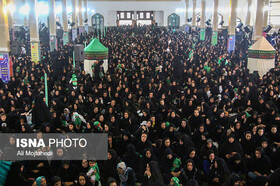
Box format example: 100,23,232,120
1,25,280,186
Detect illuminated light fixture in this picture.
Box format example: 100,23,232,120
263,5,272,11
176,8,186,13
56,5,62,14
91,9,95,13
206,7,213,13
37,2,49,15
87,8,90,11
67,7,72,13
3,6,8,14
20,4,30,15
82,8,85,12
6,3,16,14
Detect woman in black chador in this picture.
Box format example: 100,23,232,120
32,95,52,129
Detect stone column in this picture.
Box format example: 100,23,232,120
263,0,269,27
200,0,206,40
246,0,252,26
22,0,28,27
71,0,77,41
49,0,57,51
185,0,189,25
62,0,68,45
7,0,13,36
78,0,83,35
0,0,11,82
253,0,264,41
228,0,238,52
83,0,88,34
191,0,196,27
29,0,41,63
132,11,137,27
212,0,219,45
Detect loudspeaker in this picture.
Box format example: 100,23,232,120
70,22,75,27
74,44,84,62
244,26,251,33
11,41,21,55
263,25,272,33
57,29,63,38
236,22,243,29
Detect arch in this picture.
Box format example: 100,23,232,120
168,13,180,29
92,13,104,30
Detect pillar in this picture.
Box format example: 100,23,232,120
7,0,13,39
200,0,206,40
0,0,11,82
191,0,196,27
71,0,77,41
22,0,28,27
132,11,137,27
246,0,252,26
228,0,238,52
78,0,83,35
49,0,57,51
253,0,264,41
185,0,190,32
83,0,88,34
185,0,189,25
29,0,41,63
62,0,68,45
263,0,269,27
212,0,219,45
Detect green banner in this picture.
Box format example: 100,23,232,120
31,42,41,63
212,31,218,46
63,31,69,45
50,35,57,52
200,28,206,41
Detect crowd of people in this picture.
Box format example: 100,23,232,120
1,24,280,186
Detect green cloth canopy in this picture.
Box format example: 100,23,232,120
84,38,108,60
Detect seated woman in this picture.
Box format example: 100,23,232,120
208,158,230,186
179,159,200,185
248,147,272,180
142,161,165,186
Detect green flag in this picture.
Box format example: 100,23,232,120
189,51,193,59
45,73,48,107
204,65,211,73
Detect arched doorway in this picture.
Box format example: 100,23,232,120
168,13,180,29
92,13,104,30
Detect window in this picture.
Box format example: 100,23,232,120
136,11,153,20
146,12,150,19
92,13,104,30
117,11,134,20
168,13,180,29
